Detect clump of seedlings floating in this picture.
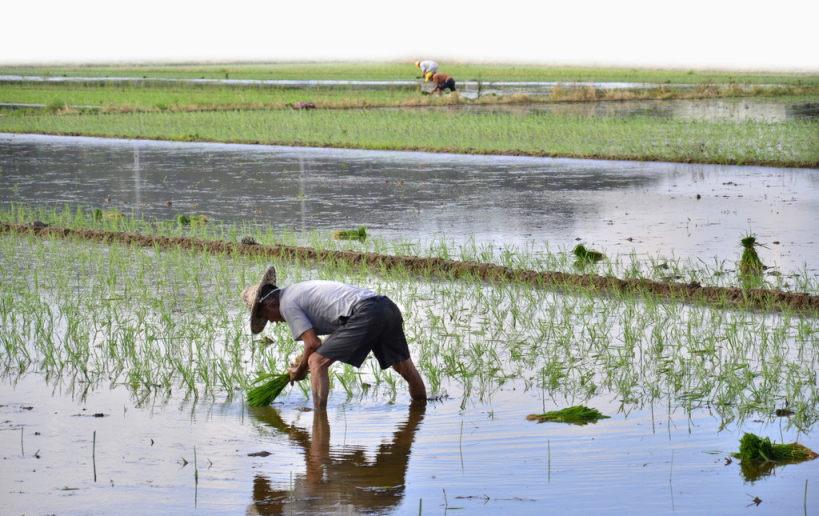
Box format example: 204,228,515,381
732,432,818,481
177,214,209,226
572,244,604,266
526,405,610,425
735,432,817,462
333,226,367,241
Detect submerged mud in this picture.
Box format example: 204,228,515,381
3,222,817,313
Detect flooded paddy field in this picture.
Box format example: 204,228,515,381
2,133,818,282
1,233,817,515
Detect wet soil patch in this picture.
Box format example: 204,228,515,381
4,222,817,314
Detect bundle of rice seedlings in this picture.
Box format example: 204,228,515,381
739,234,765,274
177,214,209,226
247,372,291,407
526,405,610,425
572,244,604,264
735,432,818,463
333,226,367,241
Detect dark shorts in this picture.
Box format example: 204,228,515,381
443,78,456,91
317,296,411,369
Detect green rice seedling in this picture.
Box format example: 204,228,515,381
246,372,291,407
333,226,367,240
734,432,819,481
331,226,367,241
739,234,765,275
735,432,818,463
572,244,604,264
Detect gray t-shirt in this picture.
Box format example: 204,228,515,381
279,280,378,340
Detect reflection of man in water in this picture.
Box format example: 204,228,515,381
247,402,426,515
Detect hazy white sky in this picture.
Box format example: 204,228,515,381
2,0,817,71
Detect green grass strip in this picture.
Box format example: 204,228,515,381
2,83,816,113
1,109,816,167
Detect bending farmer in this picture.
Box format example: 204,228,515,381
415,59,439,78
242,266,427,409
427,72,456,96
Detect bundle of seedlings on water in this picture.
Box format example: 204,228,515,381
526,405,610,425
734,432,818,463
739,234,765,274
333,226,367,241
572,244,604,264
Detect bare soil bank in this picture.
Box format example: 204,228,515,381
4,222,817,313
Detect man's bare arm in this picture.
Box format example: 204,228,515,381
289,328,322,383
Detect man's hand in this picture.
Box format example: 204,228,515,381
288,352,307,384
288,364,307,384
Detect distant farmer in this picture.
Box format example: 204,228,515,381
415,59,439,78
427,72,456,96
242,266,427,409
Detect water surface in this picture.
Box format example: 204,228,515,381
1,375,815,516
2,133,817,277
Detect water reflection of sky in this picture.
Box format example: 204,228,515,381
1,133,817,276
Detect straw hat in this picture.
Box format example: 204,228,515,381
241,265,278,334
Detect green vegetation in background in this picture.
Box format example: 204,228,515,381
2,62,817,85
0,83,424,111
1,108,815,167
1,82,816,113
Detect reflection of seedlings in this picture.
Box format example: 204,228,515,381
526,405,610,425
333,226,367,241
